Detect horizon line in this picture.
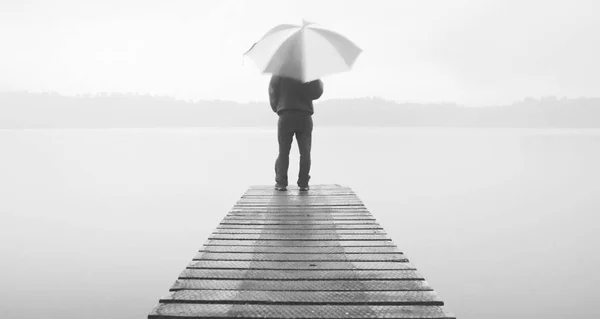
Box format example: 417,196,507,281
2,89,599,108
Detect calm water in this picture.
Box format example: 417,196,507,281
1,127,599,319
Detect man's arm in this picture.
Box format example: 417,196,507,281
304,79,323,100
268,75,280,112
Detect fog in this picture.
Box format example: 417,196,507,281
1,127,598,318
2,1,599,318
2,0,600,105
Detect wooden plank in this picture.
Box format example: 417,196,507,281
188,260,414,270
232,204,368,206
213,229,386,234
235,201,365,205
218,220,380,225
198,246,402,254
226,216,374,221
223,216,375,220
204,240,395,247
230,210,369,213
214,228,384,234
235,202,364,205
247,184,348,190
230,206,369,214
170,279,434,292
208,234,391,241
245,188,353,192
234,205,365,208
178,269,424,280
241,195,359,199
243,192,357,196
193,252,407,262
237,198,361,200
149,304,455,318
242,193,357,196
223,218,375,222
244,193,350,197
160,290,443,306
222,218,375,222
243,192,358,196
233,206,366,209
244,193,357,196
225,213,374,217
236,200,364,204
225,213,373,217
227,210,370,213
232,205,367,208
216,224,383,230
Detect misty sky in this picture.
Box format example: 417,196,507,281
1,0,599,106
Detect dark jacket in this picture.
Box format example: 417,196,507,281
269,75,323,115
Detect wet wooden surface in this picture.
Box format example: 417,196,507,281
148,184,455,318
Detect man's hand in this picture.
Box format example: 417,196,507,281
305,79,323,100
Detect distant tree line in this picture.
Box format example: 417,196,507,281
1,91,599,128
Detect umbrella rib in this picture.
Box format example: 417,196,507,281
259,24,299,41
243,25,300,67
263,30,303,77
299,27,306,81
307,27,363,68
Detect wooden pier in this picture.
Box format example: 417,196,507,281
148,184,455,318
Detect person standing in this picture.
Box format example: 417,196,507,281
269,75,324,191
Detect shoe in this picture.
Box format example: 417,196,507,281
274,184,287,191
298,186,309,191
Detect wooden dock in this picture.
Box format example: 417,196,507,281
148,184,455,318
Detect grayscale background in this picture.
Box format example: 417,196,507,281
1,1,599,318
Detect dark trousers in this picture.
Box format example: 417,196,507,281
275,112,313,187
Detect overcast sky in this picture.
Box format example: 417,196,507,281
1,0,598,106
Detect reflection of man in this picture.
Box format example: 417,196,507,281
269,75,324,191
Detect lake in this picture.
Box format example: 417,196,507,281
1,127,599,319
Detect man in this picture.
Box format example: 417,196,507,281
269,75,324,191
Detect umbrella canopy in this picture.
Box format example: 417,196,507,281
244,20,362,83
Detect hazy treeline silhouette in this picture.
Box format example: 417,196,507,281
1,91,599,128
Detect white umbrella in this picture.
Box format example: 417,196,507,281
244,20,362,83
